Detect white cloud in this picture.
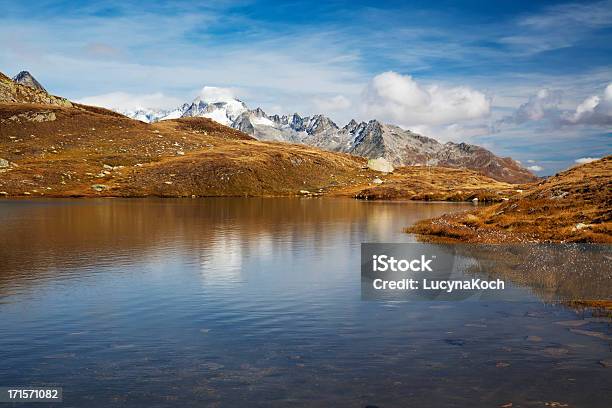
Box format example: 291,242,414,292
196,86,239,103
0,10,366,122
519,0,612,30
498,83,612,128
527,165,543,171
410,123,491,143
500,0,612,55
563,83,612,125
76,91,183,111
361,72,490,127
312,95,351,113
574,157,601,164
499,88,562,125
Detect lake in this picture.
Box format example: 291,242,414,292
1,198,610,407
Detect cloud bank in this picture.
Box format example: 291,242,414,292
500,89,562,125
197,86,239,104
360,72,490,127
563,83,612,126
575,157,601,164
77,92,182,111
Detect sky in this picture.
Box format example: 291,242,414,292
0,0,610,174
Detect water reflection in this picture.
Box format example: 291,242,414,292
0,198,610,407
0,198,461,295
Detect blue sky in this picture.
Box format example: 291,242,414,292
1,0,610,174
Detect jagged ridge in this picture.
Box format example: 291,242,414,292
122,96,536,183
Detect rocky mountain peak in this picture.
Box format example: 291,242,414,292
116,87,536,183
289,113,304,131
1,69,70,107
343,119,359,132
12,71,47,93
363,119,383,134
305,114,339,134
252,107,267,117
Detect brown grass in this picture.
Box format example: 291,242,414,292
406,156,612,243
0,102,521,200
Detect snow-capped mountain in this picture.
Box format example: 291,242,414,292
121,108,170,123
121,90,537,183
122,87,248,127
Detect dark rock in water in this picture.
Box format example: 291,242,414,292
12,71,47,92
444,338,465,346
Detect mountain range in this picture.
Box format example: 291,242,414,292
1,69,526,201
122,90,537,183
1,70,536,183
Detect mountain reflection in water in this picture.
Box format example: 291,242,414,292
1,198,610,408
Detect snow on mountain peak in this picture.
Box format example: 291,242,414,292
195,86,239,104
117,87,536,183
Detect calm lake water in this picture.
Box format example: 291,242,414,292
1,198,610,407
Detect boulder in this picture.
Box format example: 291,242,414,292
91,184,108,192
0,158,9,168
574,222,590,230
367,158,394,173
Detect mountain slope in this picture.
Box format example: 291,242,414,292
227,110,537,183
0,69,531,199
407,156,612,243
122,94,537,183
0,72,72,107
12,71,47,92
0,101,519,200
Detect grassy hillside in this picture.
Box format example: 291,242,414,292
0,101,521,200
407,156,612,243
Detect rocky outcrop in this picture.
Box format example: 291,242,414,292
367,158,394,173
0,72,72,107
12,71,47,92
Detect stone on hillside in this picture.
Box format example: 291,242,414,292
573,223,590,231
91,184,107,192
372,178,383,184
367,158,394,173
